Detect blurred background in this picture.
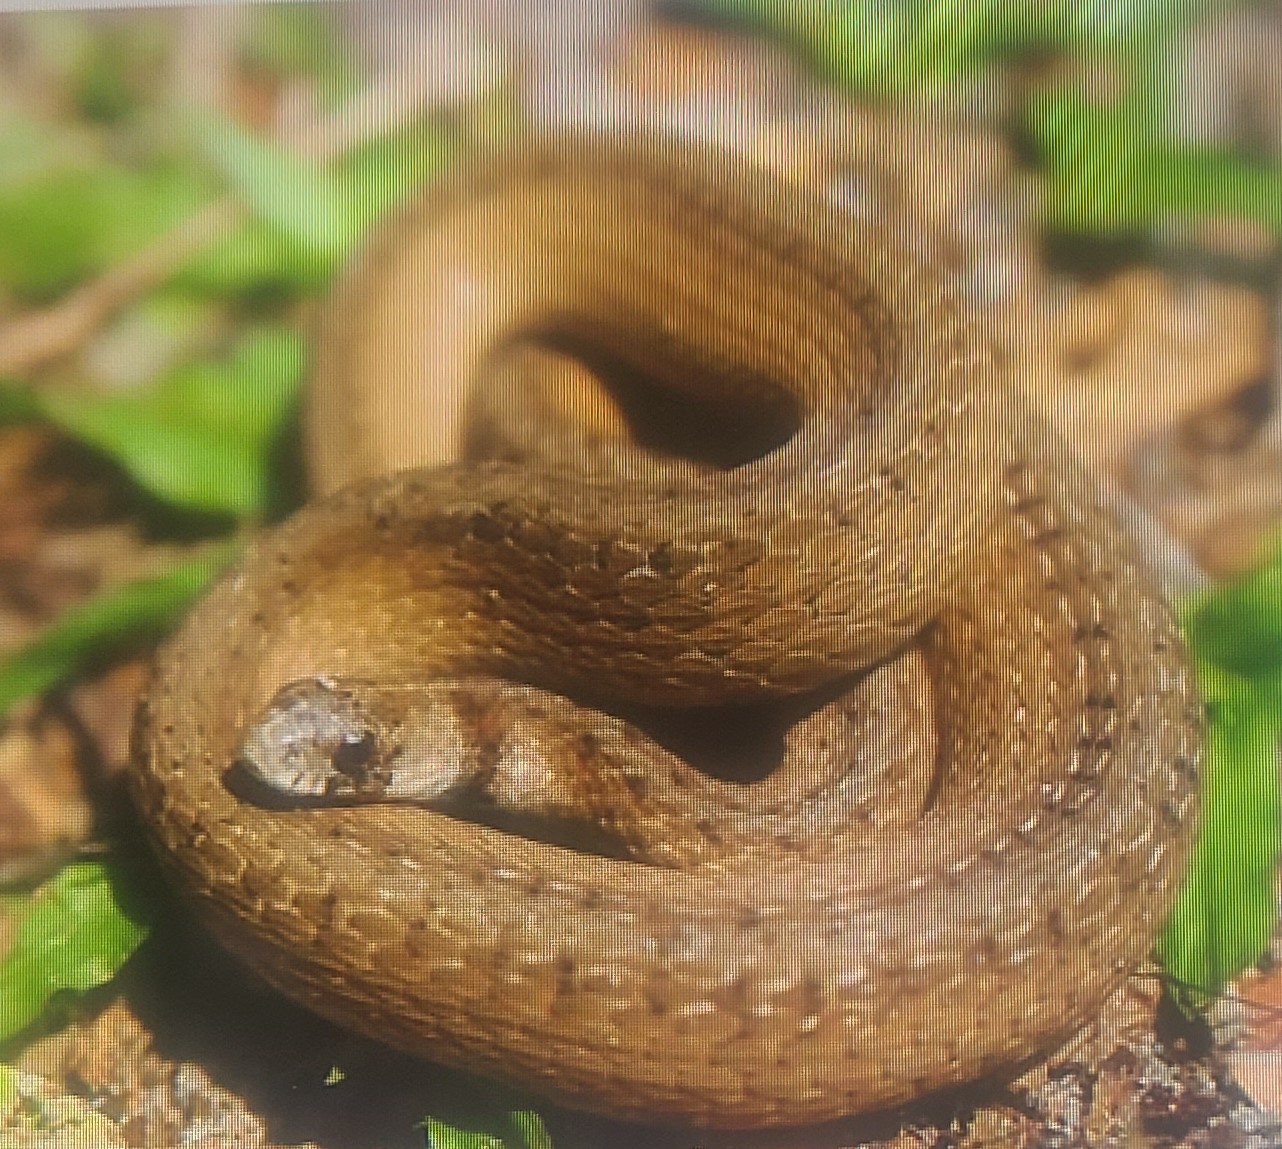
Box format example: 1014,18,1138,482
0,3,1280,1148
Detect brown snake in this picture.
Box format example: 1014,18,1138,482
129,140,1203,1129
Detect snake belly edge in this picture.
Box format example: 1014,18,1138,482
128,138,1203,1128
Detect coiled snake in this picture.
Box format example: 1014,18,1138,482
129,140,1202,1129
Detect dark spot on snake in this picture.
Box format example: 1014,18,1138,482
620,771,648,799
969,934,1000,969
876,465,906,494
403,918,432,957
643,990,669,1018
313,890,339,930
1032,526,1066,547
555,954,577,996
1085,690,1117,709
648,543,675,575
578,887,605,912
410,517,456,546
1073,621,1111,642
468,511,506,543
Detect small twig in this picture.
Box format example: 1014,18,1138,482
0,202,241,379
0,52,482,381
1135,965,1282,1020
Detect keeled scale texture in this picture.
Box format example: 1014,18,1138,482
129,141,1202,1128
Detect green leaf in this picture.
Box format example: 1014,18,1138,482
177,215,335,297
0,327,304,516
422,1118,504,1149
0,862,148,1041
710,2,1282,240
71,17,166,124
0,383,41,424
508,1111,553,1149
0,113,70,190
179,115,457,297
334,118,459,238
1156,663,1282,999
421,1112,554,1149
0,1063,17,1108
187,110,346,255
0,545,236,716
698,0,1215,95
1028,91,1148,232
1028,86,1282,235
0,162,205,303
243,3,354,95
1185,557,1282,679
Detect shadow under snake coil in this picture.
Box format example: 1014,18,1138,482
129,138,1202,1129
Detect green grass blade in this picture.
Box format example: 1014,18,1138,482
0,545,236,716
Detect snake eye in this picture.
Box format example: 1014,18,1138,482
332,730,377,777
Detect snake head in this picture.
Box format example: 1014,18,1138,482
234,676,477,807
234,677,397,803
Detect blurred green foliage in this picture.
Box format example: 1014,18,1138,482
706,0,1218,92
0,863,147,1043
0,546,236,716
0,0,1275,1114
0,164,204,304
1158,658,1282,1000
1163,560,1282,999
3,329,303,515
714,0,1282,237
0,7,458,707
423,1111,554,1149
0,6,457,1048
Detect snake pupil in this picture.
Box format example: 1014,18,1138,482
332,730,377,776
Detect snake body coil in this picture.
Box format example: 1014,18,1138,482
130,142,1202,1129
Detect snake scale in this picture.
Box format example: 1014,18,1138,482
129,139,1203,1129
